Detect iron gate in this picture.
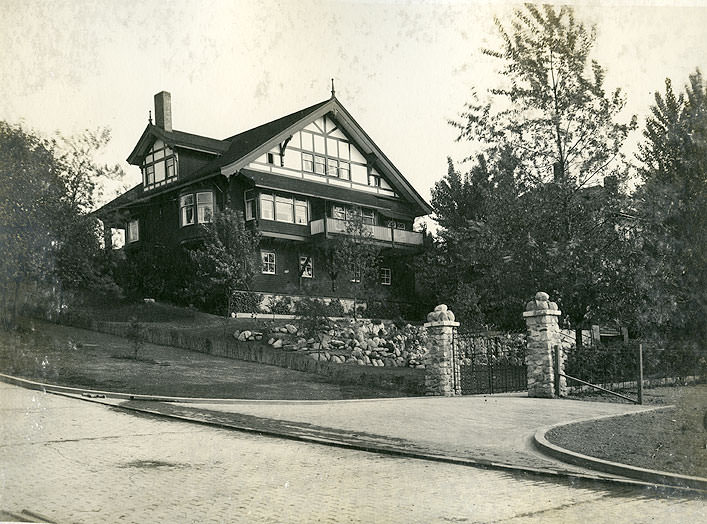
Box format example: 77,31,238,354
456,331,527,395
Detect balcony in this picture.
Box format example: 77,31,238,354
310,218,423,246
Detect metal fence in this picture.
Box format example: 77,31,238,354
456,331,527,395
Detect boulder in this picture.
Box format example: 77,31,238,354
272,339,283,349
285,324,298,335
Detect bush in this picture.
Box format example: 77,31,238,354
230,291,262,314
269,296,295,315
295,297,332,340
327,298,347,317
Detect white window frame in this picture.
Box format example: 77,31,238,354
380,267,391,286
180,191,214,227
142,144,177,190
244,190,255,221
294,199,308,225
261,251,276,274
180,194,195,226
259,193,275,220
275,195,294,223
350,266,361,283
299,255,313,278
126,219,139,243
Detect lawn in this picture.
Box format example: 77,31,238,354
546,385,707,478
0,320,408,400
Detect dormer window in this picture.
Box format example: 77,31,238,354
142,139,177,190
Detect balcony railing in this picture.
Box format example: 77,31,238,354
309,218,423,246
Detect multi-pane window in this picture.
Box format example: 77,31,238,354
300,128,352,180
259,193,274,220
180,191,213,227
244,190,255,221
299,255,313,278
142,140,177,190
314,156,326,175
261,251,276,274
259,192,307,225
350,266,361,283
345,207,375,225
275,195,294,222
295,199,308,225
126,219,139,243
380,268,392,286
302,153,314,172
386,220,407,230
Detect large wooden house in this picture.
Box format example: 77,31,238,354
96,90,432,308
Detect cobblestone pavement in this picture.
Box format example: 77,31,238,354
1,384,704,523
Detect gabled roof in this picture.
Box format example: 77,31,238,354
126,125,230,165
106,95,432,217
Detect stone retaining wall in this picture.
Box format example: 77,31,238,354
55,316,425,395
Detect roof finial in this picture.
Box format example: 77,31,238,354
148,110,153,124
330,78,335,98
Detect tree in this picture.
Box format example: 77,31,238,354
427,5,637,333
191,208,261,316
319,209,380,314
634,70,707,339
0,122,63,328
0,122,122,327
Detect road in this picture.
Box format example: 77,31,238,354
0,383,704,523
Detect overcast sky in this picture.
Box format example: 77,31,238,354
1,0,705,208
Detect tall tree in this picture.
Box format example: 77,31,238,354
634,70,707,338
428,4,637,332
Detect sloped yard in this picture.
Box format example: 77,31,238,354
0,320,409,399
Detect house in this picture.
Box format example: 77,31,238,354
96,89,432,310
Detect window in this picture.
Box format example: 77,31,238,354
387,220,407,230
302,153,314,172
344,207,375,225
295,199,308,225
314,156,326,175
261,251,275,274
244,190,255,221
259,193,274,220
180,191,213,227
267,152,281,165
380,268,391,286
327,158,339,177
339,162,350,180
350,266,361,283
126,219,139,243
259,192,307,225
332,205,346,220
180,194,195,226
299,255,313,278
197,192,213,223
142,143,177,190
369,174,381,187
275,195,294,222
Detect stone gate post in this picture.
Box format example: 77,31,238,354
423,305,461,396
523,292,566,398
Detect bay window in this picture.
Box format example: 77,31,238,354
180,191,213,227
258,192,308,225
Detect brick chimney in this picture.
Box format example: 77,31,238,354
154,91,172,132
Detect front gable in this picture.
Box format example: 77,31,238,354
221,99,432,216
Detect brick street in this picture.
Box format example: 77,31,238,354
1,383,704,523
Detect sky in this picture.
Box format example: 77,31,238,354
1,0,706,210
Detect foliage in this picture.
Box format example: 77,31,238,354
319,209,381,315
0,122,122,328
268,296,296,315
191,208,260,316
229,290,262,314
295,296,332,341
424,5,637,332
633,70,707,340
127,316,144,360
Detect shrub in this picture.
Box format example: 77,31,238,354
230,291,262,314
296,297,332,340
269,296,295,315
327,298,347,317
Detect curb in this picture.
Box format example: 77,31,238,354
3,373,705,497
534,418,707,491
